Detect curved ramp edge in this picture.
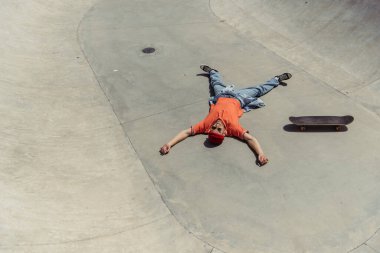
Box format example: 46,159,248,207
0,1,213,252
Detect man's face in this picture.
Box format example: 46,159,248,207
210,119,227,136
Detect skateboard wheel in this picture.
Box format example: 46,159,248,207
300,126,306,131
336,126,341,131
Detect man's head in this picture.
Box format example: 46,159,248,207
208,132,224,145
208,119,226,145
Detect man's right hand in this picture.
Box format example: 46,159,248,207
159,129,191,156
160,144,171,155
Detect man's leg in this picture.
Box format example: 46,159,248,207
236,73,292,98
200,65,226,96
209,70,227,96
236,77,279,98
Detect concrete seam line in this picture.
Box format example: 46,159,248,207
365,243,380,253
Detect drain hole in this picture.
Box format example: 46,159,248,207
142,47,155,54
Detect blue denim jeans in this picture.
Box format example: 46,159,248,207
209,70,280,112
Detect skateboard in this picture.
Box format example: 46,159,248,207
289,115,354,131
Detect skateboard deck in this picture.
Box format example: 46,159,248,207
289,115,354,131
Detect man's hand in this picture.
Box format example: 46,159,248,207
160,144,171,155
243,132,269,166
258,153,269,166
159,129,191,156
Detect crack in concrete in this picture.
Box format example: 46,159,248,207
347,227,380,253
366,243,380,253
345,77,380,95
0,214,171,248
121,99,205,125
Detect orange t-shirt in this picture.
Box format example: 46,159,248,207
191,97,248,139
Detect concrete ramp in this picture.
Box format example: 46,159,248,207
213,0,380,116
1,0,380,252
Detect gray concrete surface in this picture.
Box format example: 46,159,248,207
1,0,380,252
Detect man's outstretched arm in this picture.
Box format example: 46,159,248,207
243,132,269,166
160,128,192,155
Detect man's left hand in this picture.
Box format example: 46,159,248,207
258,154,268,166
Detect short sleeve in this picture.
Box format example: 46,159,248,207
191,120,206,135
229,124,249,139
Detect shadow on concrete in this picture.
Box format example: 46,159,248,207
204,137,263,166
283,124,349,132
203,139,220,148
